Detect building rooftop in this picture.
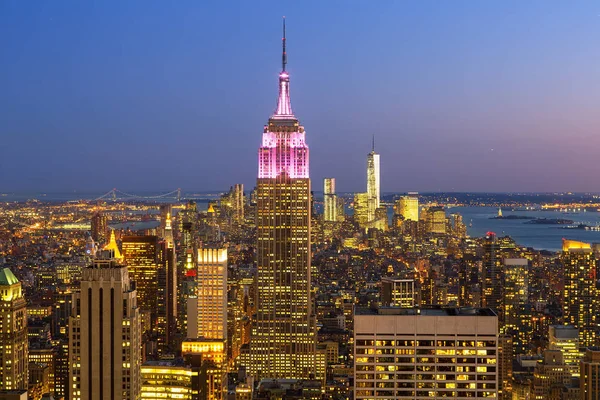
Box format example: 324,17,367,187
0,268,19,286
355,306,497,317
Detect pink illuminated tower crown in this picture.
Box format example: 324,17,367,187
257,18,309,179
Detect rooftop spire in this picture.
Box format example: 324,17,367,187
372,134,375,152
282,16,287,72
273,17,293,117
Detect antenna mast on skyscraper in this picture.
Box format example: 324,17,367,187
282,16,287,72
372,134,375,152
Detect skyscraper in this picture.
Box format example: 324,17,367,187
188,247,227,341
90,212,108,243
0,268,28,391
396,193,419,222
69,253,141,400
354,307,498,399
323,178,337,222
580,348,600,399
482,232,502,315
157,213,178,353
246,20,318,380
366,136,380,217
121,235,159,330
503,258,531,355
561,239,598,348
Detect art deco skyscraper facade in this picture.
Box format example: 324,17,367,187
0,268,28,391
247,21,317,380
69,254,141,400
561,239,598,348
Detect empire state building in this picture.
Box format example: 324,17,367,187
246,20,318,380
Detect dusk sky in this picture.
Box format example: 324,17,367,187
1,1,599,193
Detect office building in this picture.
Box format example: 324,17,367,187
182,340,226,400
498,335,513,400
549,325,581,377
422,206,446,234
0,268,28,391
354,307,498,399
188,248,227,341
103,230,122,260
245,21,318,381
68,254,141,400
531,350,572,399
140,361,197,400
503,258,531,355
121,235,159,329
157,215,178,353
90,212,108,243
366,137,380,213
581,347,600,399
354,193,370,229
380,277,415,307
482,232,502,315
396,193,419,222
324,178,337,222
561,239,598,347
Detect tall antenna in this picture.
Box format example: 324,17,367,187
372,134,375,152
282,16,287,72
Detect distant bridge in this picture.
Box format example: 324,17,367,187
94,188,182,202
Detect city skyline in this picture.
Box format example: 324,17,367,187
2,1,600,192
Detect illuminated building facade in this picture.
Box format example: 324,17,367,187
157,213,178,353
90,212,108,243
182,339,226,400
561,239,598,348
103,230,122,260
497,335,513,400
581,348,600,399
121,235,159,329
188,248,227,341
482,232,502,315
69,255,141,400
246,21,318,381
354,307,498,399
396,193,419,222
0,268,28,391
354,193,370,229
549,325,581,377
531,350,571,399
380,277,415,307
422,206,446,234
502,258,531,355
324,178,337,222
140,362,198,400
366,139,380,214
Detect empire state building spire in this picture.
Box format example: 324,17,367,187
274,17,293,117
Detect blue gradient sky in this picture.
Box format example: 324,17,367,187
1,1,599,193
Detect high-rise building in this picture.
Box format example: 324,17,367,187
498,335,513,400
188,248,227,341
531,350,572,399
0,268,28,391
245,20,318,381
380,277,415,307
182,340,227,400
581,347,600,399
232,184,245,225
353,193,370,229
422,206,446,234
323,178,337,222
561,239,598,348
396,193,419,222
69,254,141,400
140,361,198,400
121,235,159,329
354,307,498,399
90,212,108,243
157,215,177,353
549,325,581,377
366,137,380,213
482,232,502,315
503,258,531,355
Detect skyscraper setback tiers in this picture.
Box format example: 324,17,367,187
240,21,320,381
